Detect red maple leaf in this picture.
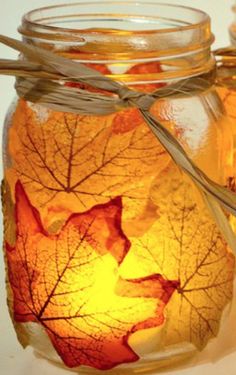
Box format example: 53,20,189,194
6,182,178,370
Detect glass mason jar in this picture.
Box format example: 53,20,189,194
230,3,236,44
2,2,236,374
218,2,236,179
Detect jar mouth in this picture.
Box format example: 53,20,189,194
21,1,210,35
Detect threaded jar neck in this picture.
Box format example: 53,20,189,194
19,1,215,83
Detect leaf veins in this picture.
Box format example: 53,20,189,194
120,163,235,349
6,100,169,234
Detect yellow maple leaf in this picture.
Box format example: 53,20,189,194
6,100,169,235
120,163,235,349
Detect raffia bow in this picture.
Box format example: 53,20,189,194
1,34,236,254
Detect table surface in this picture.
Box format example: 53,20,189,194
0,1,236,374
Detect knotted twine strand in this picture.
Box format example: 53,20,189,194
1,34,236,254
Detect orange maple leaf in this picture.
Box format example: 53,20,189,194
127,61,165,93
6,182,178,370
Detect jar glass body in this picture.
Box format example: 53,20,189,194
2,2,236,374
219,2,236,168
230,3,236,45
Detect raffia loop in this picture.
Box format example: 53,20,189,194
0,34,213,115
215,46,236,65
1,34,236,254
116,86,156,111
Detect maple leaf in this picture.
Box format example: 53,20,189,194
128,62,163,75
127,61,165,93
6,100,169,234
120,163,235,350
112,108,144,135
6,181,178,370
217,86,236,122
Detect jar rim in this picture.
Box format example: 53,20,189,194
19,1,211,38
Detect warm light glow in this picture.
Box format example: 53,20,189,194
88,254,117,301
4,181,178,370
